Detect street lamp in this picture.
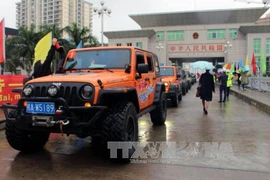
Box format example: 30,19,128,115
224,40,232,63
93,0,112,47
156,42,164,65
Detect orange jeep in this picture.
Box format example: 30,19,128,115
160,66,182,107
3,46,167,161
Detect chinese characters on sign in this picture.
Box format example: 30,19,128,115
169,44,224,53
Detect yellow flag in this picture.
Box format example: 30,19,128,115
245,54,249,66
33,32,52,66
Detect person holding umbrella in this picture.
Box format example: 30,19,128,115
199,68,215,115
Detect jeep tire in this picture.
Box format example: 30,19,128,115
178,93,182,101
150,92,167,125
108,101,138,162
171,92,179,107
6,121,50,153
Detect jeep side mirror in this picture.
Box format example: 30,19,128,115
137,64,148,74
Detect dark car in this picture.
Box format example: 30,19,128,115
190,73,197,84
179,69,189,95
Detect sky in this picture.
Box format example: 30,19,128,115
0,0,269,43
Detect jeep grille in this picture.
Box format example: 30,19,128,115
28,82,94,106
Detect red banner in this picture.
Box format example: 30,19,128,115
0,18,5,63
0,75,26,106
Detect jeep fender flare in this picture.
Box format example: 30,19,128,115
169,83,180,94
154,82,165,103
97,87,140,113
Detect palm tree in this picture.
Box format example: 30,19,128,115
87,35,100,47
14,25,41,74
4,37,25,74
64,23,91,48
39,24,63,39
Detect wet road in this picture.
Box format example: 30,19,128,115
1,84,270,180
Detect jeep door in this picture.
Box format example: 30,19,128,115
145,54,156,105
135,52,153,109
174,67,181,91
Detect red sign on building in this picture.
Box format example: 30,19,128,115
169,44,224,52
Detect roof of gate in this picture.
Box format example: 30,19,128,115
104,29,156,39
129,7,268,28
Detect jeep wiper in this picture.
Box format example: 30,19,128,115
89,67,114,73
65,68,82,72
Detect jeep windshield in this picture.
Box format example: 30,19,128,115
63,49,131,71
160,67,174,76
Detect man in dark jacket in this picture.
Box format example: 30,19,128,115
218,70,228,103
199,69,215,115
23,38,66,84
32,38,65,78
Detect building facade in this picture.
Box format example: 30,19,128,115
104,8,270,74
16,0,93,34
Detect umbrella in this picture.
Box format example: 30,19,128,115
190,61,215,70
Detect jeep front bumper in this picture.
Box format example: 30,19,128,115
2,97,107,134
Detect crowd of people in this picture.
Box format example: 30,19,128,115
198,67,249,115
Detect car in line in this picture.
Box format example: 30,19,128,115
160,66,182,107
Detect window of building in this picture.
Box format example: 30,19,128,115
136,42,143,49
156,31,164,41
229,29,237,39
253,38,261,54
266,39,270,53
116,43,121,46
167,30,184,41
207,29,226,39
127,43,132,46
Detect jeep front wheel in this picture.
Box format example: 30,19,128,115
150,92,167,125
178,93,182,101
110,101,138,161
182,87,186,95
6,118,50,153
171,92,179,107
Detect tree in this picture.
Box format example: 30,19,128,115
14,25,42,74
64,23,91,48
4,37,25,74
87,35,100,47
4,25,41,74
39,24,63,38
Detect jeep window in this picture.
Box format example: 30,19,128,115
64,49,131,70
153,55,160,73
146,55,153,72
136,52,145,71
160,67,174,76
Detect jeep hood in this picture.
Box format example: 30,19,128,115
161,76,175,82
28,72,130,86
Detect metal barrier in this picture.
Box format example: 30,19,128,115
248,77,270,92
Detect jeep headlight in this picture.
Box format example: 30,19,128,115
80,85,93,99
164,82,168,86
23,85,34,97
48,85,58,97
